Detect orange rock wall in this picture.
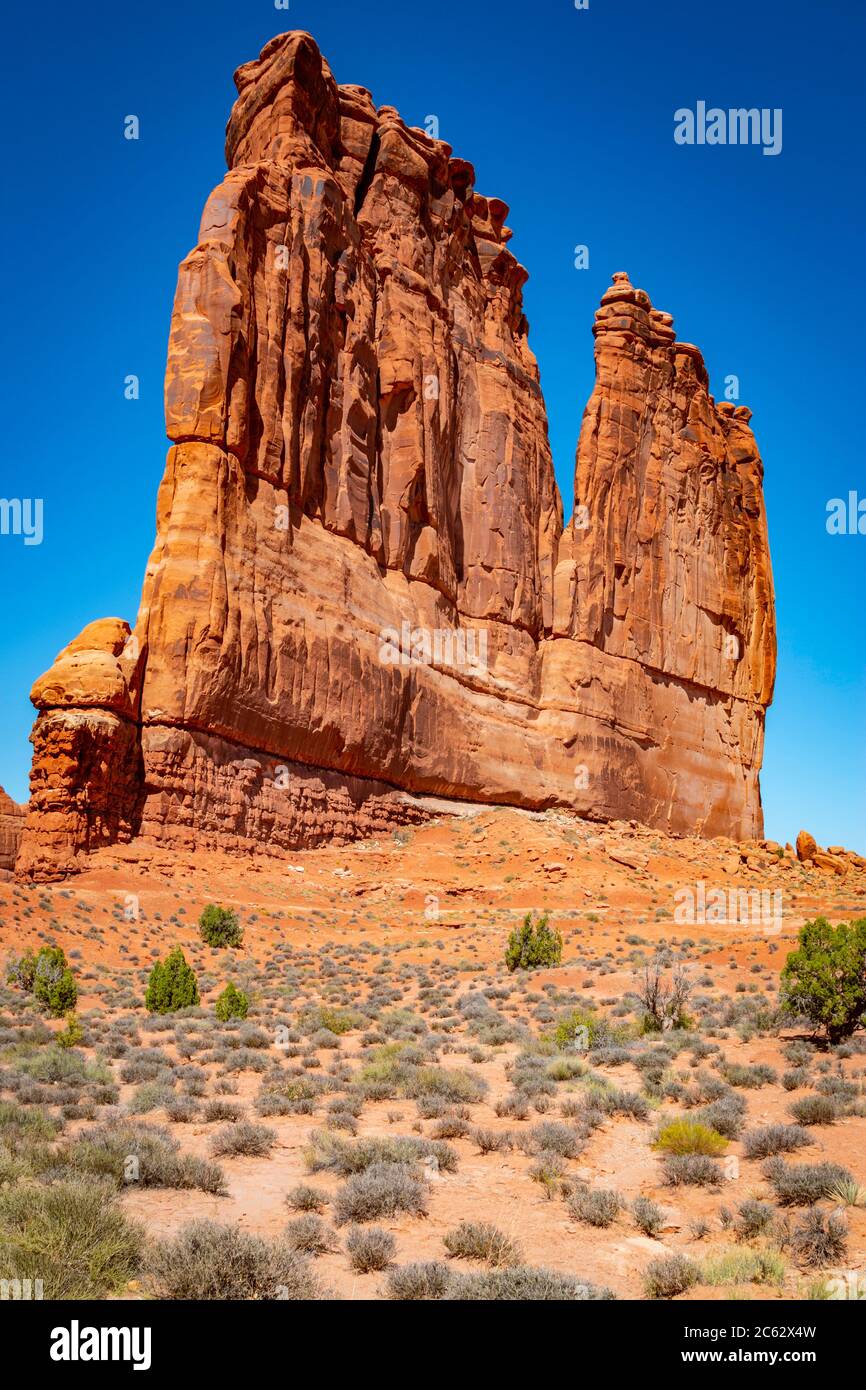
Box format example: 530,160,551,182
16,32,776,879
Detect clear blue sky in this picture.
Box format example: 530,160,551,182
1,0,863,849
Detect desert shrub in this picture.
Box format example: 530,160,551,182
146,1220,323,1299
285,1214,334,1255
9,946,78,1017
569,1187,622,1228
166,1097,198,1123
763,1158,854,1206
734,1199,776,1239
596,1087,649,1120
790,1207,848,1267
826,1176,866,1207
529,1120,582,1159
550,1008,607,1051
639,951,694,1031
56,1011,84,1049
402,1064,486,1104
546,1055,588,1081
0,1090,52,1150
782,1067,810,1091
209,1121,275,1158
632,1196,664,1237
324,1110,357,1135
301,1005,364,1036
510,1068,557,1102
504,912,562,973
286,1184,329,1213
816,1074,858,1101
529,1152,566,1197
430,1113,470,1140
333,1162,428,1225
198,904,243,948
693,1095,747,1139
6,949,38,992
495,1093,531,1121
357,1045,485,1105
470,1127,513,1155
120,1053,169,1084
327,1094,364,1119
414,1095,455,1120
59,1120,225,1194
385,1261,452,1300
346,1225,395,1272
18,1045,112,1088
305,1129,456,1177
780,916,866,1042
128,1080,175,1114
257,1095,307,1118
0,1099,62,1147
202,1100,242,1123
215,982,249,1022
643,1253,700,1299
701,1247,785,1287
662,1154,722,1187
742,1124,812,1158
720,1061,777,1089
443,1221,522,1267
446,1267,615,1300
145,947,199,1014
220,1049,269,1075
654,1118,727,1156
256,1073,326,1112
789,1094,838,1126
0,1178,143,1298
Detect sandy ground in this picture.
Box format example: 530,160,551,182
2,805,865,1300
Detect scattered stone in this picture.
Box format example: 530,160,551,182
607,847,649,872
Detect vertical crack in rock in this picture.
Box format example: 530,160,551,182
16,33,776,880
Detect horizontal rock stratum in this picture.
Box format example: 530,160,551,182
16,31,776,879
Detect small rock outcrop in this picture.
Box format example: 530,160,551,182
796,829,863,875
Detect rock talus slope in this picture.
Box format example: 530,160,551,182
16,32,776,879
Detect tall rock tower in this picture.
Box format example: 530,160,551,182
16,33,775,879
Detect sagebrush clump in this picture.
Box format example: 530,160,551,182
146,1220,323,1299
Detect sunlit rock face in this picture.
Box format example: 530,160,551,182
16,33,776,879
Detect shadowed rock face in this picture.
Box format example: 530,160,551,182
16,31,776,879
0,787,25,874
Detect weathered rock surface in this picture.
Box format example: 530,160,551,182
796,830,818,862
16,31,777,880
0,787,25,874
795,829,861,874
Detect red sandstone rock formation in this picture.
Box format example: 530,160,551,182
16,31,776,880
0,787,25,874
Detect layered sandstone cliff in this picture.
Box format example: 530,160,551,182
16,31,776,879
